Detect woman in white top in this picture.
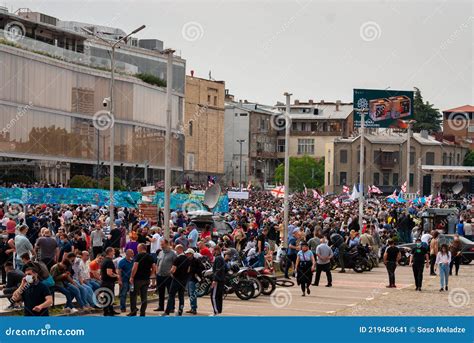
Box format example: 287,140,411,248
435,244,451,292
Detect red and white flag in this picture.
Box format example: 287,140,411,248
401,181,407,193
342,185,350,194
331,198,340,208
435,193,442,205
271,186,285,198
246,181,252,191
313,189,321,199
369,185,382,194
426,195,432,207
387,189,398,199
319,197,325,207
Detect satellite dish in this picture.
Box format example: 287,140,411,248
203,184,221,209
452,182,463,195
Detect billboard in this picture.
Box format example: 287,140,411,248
353,89,414,128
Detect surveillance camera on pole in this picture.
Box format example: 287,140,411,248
102,97,111,107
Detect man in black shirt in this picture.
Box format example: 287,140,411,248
163,245,190,316
255,227,268,267
210,246,230,316
0,261,23,304
409,238,430,291
108,224,122,250
12,266,52,316
383,239,400,288
100,247,119,316
128,243,156,316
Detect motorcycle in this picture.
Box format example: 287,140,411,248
240,266,276,296
330,246,368,273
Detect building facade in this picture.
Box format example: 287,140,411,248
443,105,474,149
184,75,225,183
0,9,185,187
325,131,468,195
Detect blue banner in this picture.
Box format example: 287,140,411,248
0,317,471,343
153,192,229,213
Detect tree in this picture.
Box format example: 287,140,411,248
274,156,324,192
412,87,442,133
463,151,474,166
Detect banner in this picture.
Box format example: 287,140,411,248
227,191,249,200
354,88,414,128
153,192,229,213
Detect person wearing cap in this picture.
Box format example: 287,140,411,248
295,241,315,296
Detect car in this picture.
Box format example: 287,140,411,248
187,210,233,241
397,234,474,265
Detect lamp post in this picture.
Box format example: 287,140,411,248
357,107,368,226
163,48,175,240
283,92,292,248
402,119,416,194
81,24,146,231
237,139,245,191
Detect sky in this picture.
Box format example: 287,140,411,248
5,0,473,111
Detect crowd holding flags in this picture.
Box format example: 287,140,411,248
342,185,350,194
270,185,285,198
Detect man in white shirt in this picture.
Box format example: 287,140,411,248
421,232,432,245
79,251,100,290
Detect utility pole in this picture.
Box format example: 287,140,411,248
405,120,416,194
163,48,175,240
237,139,245,191
283,92,292,248
358,108,368,226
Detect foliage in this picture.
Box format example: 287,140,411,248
412,87,442,133
69,175,126,191
274,156,324,192
135,73,167,88
463,151,474,166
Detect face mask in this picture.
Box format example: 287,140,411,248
416,243,421,248
25,275,34,284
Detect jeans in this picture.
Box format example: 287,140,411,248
187,279,198,311
439,263,449,289
284,254,297,278
386,261,397,286
101,282,115,315
130,279,150,315
166,278,185,314
86,279,100,291
119,280,130,311
55,286,74,308
64,283,85,308
75,281,94,307
15,258,24,271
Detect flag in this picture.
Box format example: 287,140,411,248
271,186,285,198
350,185,359,201
401,181,407,193
331,197,340,208
369,185,382,194
303,184,308,196
435,193,442,205
246,181,252,191
387,189,398,199
342,185,350,194
426,195,432,207
312,189,321,199
319,197,325,207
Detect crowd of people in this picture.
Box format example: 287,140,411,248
0,186,472,316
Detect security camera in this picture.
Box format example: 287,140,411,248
102,97,111,107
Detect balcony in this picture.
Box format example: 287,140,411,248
378,159,395,169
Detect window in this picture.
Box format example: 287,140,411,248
301,122,307,131
373,172,380,185
239,113,248,117
259,118,268,131
188,121,193,136
373,150,381,164
292,121,298,131
328,172,331,184
426,152,435,165
442,153,447,165
207,95,211,104
457,153,460,165
214,96,217,106
409,173,414,187
340,149,348,163
410,151,415,165
382,172,389,186
313,108,319,115
297,139,315,155
340,172,347,185
277,139,285,153
393,173,399,186
187,153,195,171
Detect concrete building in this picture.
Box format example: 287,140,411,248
443,105,474,149
184,74,225,183
0,9,185,186
274,99,353,161
325,131,469,195
224,95,280,187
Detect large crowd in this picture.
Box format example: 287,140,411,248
0,185,472,316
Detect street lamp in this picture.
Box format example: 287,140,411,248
283,92,292,248
237,139,245,191
81,24,146,231
357,107,368,226
402,119,416,194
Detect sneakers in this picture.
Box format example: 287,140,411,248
127,312,137,317
186,309,197,315
439,288,444,292
445,286,448,291
339,270,346,273
70,308,79,314
153,307,164,312
176,310,183,317
161,312,169,316
325,284,332,287
63,308,72,314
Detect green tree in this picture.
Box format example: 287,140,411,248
412,87,442,133
69,175,96,188
463,151,474,166
274,156,324,192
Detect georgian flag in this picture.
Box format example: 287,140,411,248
369,185,382,194
319,197,325,207
426,195,432,207
271,186,285,198
313,189,321,199
401,181,407,193
342,185,350,194
331,198,340,208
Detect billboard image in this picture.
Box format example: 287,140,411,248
353,88,414,128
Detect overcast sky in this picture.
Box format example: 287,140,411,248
7,0,473,111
